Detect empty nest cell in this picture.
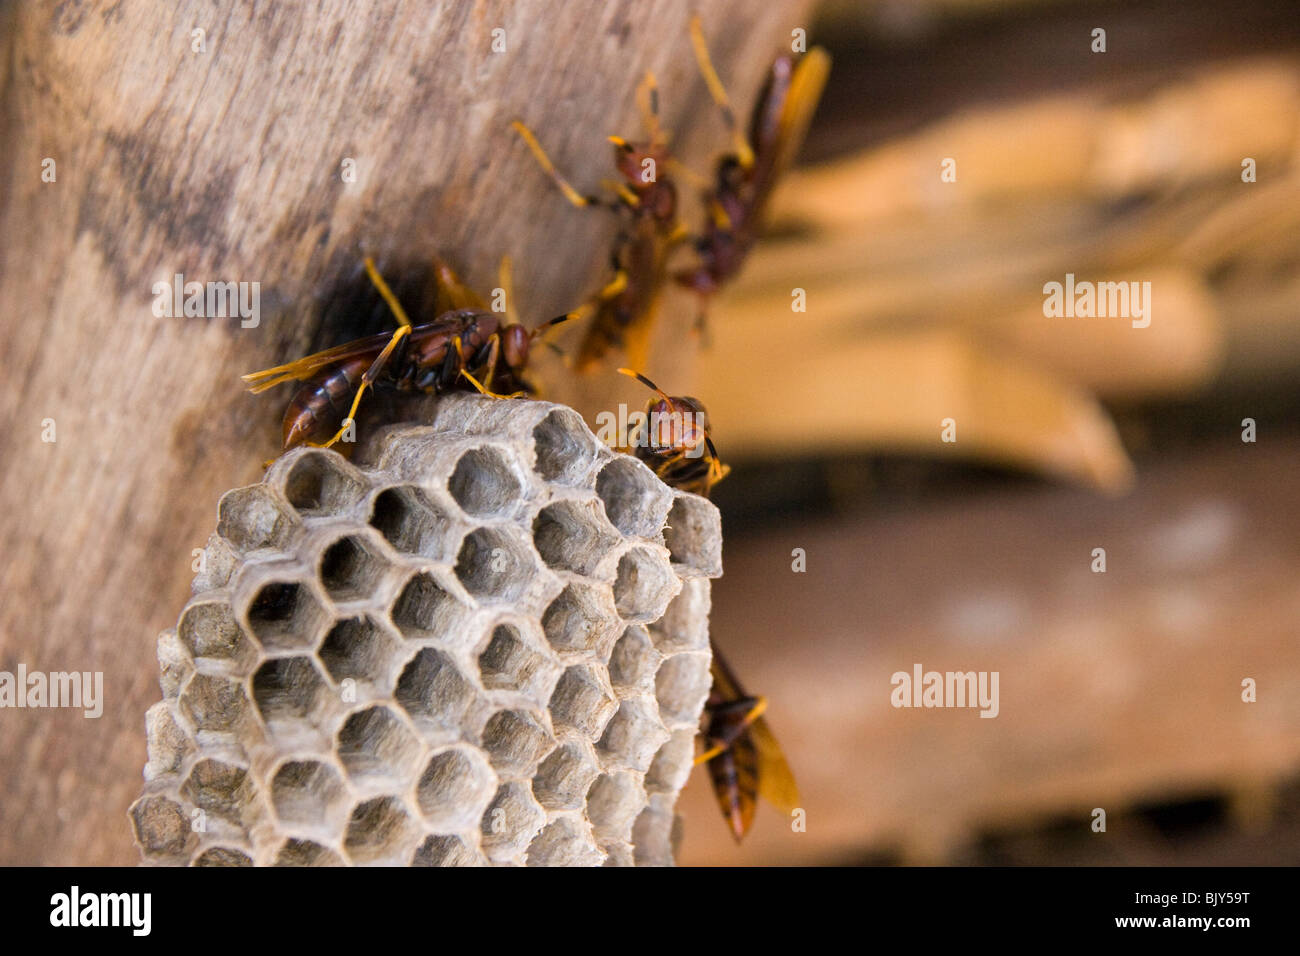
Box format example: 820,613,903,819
663,494,723,575
412,834,484,867
586,772,645,843
548,665,617,739
532,499,619,576
454,527,535,604
597,698,669,772
526,817,604,867
416,746,497,832
448,445,524,517
479,781,547,859
595,457,673,539
318,616,399,688
279,449,366,517
476,622,559,699
390,571,470,641
317,534,389,603
270,759,349,828
607,626,659,693
251,656,331,729
654,652,713,726
394,647,477,734
532,408,601,486
274,839,345,867
647,578,712,654
217,485,295,553
177,599,256,671
180,758,254,826
344,796,417,864
532,741,601,811
194,847,253,867
481,709,553,777
646,729,697,796
541,583,621,657
612,547,677,621
369,484,452,559
243,580,329,653
336,705,421,785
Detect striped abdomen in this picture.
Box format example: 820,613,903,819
281,355,372,449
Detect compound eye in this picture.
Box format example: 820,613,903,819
502,325,529,368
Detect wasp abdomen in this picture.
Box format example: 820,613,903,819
281,355,371,449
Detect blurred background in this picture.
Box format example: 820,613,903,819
674,0,1300,864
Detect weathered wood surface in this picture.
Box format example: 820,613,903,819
0,0,812,865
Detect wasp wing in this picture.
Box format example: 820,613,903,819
751,715,800,813
241,319,466,394
748,48,832,219
772,48,831,178
240,330,400,393
432,256,487,313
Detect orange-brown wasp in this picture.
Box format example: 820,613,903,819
242,257,569,452
616,368,729,498
513,72,689,374
617,368,796,840
699,645,800,842
675,16,831,321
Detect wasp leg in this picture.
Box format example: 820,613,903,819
665,157,714,192
598,268,629,302
363,257,413,328
693,295,713,347
460,368,527,400
695,695,768,765
512,121,605,210
636,70,663,143
432,255,485,312
479,333,501,392
598,171,641,210
688,14,755,169
456,335,526,399
665,220,693,247
308,324,412,450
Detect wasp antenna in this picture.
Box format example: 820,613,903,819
512,120,593,209
617,367,673,405
531,312,575,339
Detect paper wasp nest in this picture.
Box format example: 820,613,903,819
130,395,721,866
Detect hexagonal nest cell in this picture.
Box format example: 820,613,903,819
132,395,722,866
